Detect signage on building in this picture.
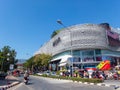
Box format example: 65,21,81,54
53,37,61,47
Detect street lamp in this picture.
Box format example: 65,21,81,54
7,53,10,60
7,53,11,71
57,19,73,77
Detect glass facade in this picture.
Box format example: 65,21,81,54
51,49,120,71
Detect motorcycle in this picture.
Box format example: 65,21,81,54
24,77,28,84
113,73,118,80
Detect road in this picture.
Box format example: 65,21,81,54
8,76,115,90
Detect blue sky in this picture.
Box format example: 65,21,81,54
0,0,120,59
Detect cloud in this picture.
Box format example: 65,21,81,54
112,28,120,34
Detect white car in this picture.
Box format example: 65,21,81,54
36,72,43,76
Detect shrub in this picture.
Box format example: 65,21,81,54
33,74,103,83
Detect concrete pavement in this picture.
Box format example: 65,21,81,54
0,75,20,90
1,75,120,90
32,75,120,89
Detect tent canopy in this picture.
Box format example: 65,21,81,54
51,55,72,62
51,55,72,67
58,63,67,67
59,55,72,63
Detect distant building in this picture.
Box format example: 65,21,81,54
35,23,120,71
16,59,26,70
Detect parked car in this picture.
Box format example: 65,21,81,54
36,72,44,76
44,71,51,76
50,72,57,76
0,72,7,80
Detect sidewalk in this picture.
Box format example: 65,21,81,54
0,75,20,90
102,80,120,90
103,80,120,86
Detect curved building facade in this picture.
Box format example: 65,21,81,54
35,23,120,71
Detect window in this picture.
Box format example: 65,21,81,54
96,56,102,61
73,57,81,62
95,49,101,55
83,57,94,62
68,57,81,62
73,50,80,56
82,50,94,56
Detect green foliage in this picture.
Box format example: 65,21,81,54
23,56,34,70
34,74,103,83
0,46,17,72
51,30,61,38
56,71,60,75
33,53,52,68
24,53,52,71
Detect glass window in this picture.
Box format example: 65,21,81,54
73,57,81,62
95,49,101,55
51,64,56,71
73,50,80,56
68,57,81,62
101,50,120,56
81,50,95,62
96,56,102,61
84,64,96,68
83,57,94,62
82,50,94,57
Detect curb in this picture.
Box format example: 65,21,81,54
0,81,20,90
32,75,120,90
57,79,119,88
33,76,120,88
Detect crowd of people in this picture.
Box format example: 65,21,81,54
60,69,120,80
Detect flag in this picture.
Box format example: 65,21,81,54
97,60,111,70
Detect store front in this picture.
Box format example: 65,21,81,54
49,49,120,71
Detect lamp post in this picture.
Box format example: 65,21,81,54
7,53,10,61
57,20,73,77
7,53,11,71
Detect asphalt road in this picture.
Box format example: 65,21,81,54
8,76,115,90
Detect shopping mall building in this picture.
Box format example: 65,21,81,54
35,23,120,71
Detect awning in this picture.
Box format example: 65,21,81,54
50,55,72,63
58,63,67,67
50,57,62,62
59,55,72,63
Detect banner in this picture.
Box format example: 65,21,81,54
96,60,111,70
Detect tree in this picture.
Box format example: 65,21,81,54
0,46,17,72
23,56,34,71
33,53,52,71
39,53,52,69
24,53,52,72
